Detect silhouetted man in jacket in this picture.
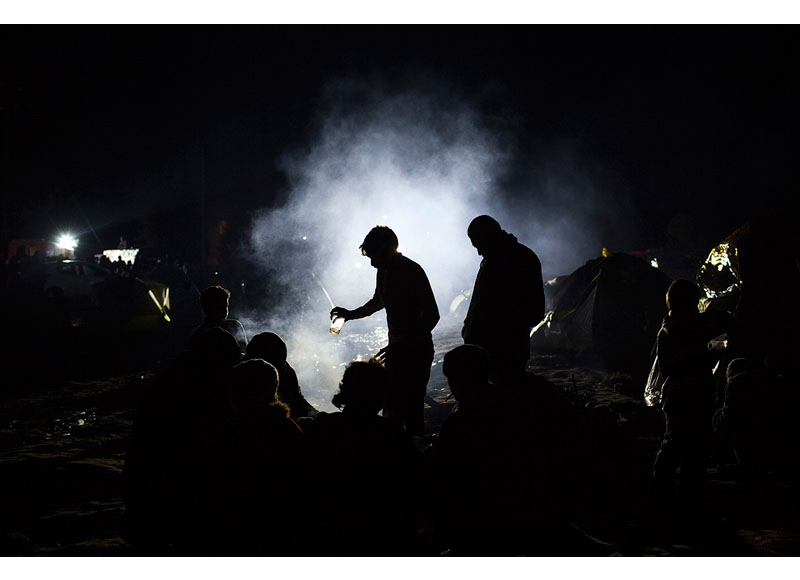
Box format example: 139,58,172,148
331,226,439,436
462,215,544,383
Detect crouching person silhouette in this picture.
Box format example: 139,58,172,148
331,226,439,437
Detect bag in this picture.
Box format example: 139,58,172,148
644,350,666,408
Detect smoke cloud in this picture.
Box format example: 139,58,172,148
243,77,640,410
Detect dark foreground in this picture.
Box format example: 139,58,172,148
2,335,800,557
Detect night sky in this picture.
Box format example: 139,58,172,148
2,25,798,272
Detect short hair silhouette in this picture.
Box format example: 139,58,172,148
726,358,755,381
245,332,288,367
228,358,280,412
443,344,491,382
200,285,231,316
665,279,702,315
359,226,398,256
331,359,388,414
467,215,502,241
443,344,491,404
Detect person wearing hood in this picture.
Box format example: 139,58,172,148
652,279,737,502
461,215,545,383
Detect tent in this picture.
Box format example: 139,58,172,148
533,252,672,374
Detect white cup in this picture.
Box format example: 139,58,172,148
330,315,345,334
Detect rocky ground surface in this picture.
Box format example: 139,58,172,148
2,327,800,557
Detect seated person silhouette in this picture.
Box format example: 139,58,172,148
430,344,585,555
122,327,243,554
713,358,800,482
212,358,305,555
244,331,318,419
302,359,420,556
190,285,248,349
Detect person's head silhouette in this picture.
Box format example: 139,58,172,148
359,226,399,268
331,359,388,415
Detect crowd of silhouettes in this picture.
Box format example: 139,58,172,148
119,216,800,556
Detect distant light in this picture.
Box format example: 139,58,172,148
55,233,78,251
147,289,171,322
650,258,659,268
102,248,139,264
302,235,308,241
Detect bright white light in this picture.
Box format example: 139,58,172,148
103,248,139,264
56,234,78,251
650,258,659,268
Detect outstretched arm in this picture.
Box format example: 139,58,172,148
331,288,383,321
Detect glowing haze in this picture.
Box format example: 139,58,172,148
244,78,638,409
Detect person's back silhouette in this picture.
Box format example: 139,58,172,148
244,331,318,418
303,359,420,555
122,327,243,553
213,358,305,555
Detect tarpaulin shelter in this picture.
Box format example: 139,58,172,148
533,252,672,374
636,248,707,282
89,276,171,331
697,215,800,380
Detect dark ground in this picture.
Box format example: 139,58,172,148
2,325,800,557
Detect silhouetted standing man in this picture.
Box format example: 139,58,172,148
462,215,544,382
331,226,439,436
